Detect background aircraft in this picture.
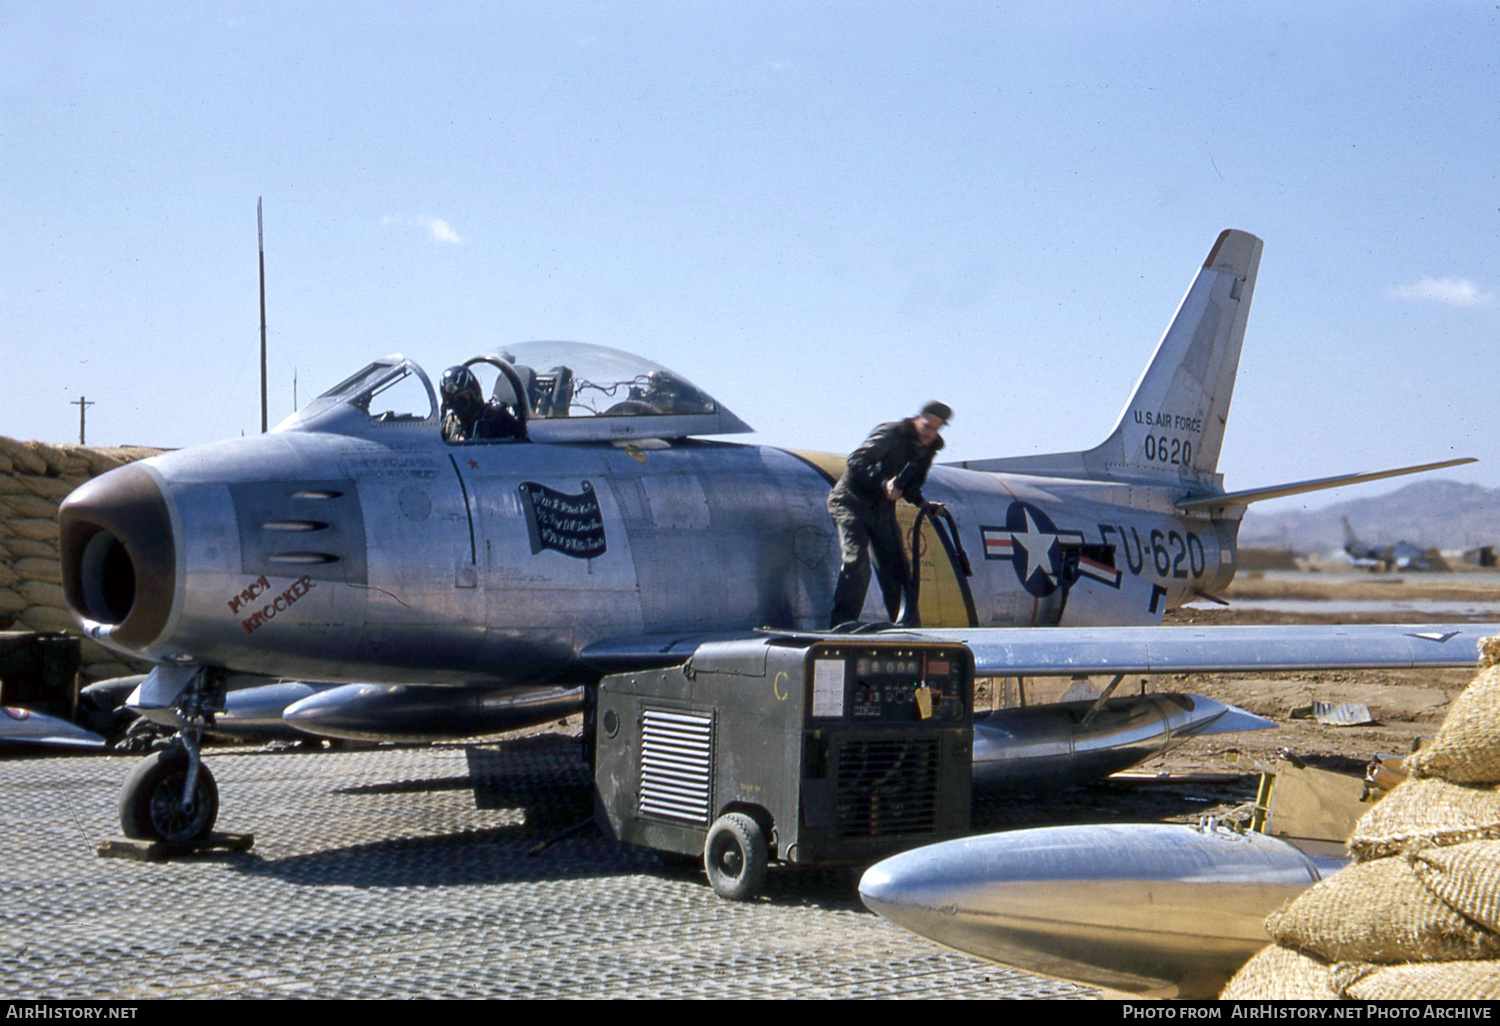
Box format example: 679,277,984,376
1342,515,1433,570
56,229,1491,843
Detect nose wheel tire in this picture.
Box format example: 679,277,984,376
118,747,219,845
704,812,768,901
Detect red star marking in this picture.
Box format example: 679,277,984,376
467,458,480,470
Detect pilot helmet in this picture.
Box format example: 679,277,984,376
440,366,482,409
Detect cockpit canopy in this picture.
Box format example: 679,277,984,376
283,340,752,442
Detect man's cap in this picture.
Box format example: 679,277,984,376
920,401,952,424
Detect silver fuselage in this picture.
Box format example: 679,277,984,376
63,420,1239,686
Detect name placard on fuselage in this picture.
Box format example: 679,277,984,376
518,480,607,559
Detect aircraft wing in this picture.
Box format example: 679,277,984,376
583,623,1499,677
912,622,1498,677
579,632,768,671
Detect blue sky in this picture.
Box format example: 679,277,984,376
3,3,1496,513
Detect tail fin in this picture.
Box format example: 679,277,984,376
959,230,1263,488
1343,517,1359,548
1098,229,1262,483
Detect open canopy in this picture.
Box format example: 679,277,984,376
484,341,752,442
285,340,753,442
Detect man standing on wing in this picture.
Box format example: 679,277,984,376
827,401,951,628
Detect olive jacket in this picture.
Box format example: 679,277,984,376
828,419,944,511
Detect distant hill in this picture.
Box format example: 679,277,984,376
1238,480,1500,554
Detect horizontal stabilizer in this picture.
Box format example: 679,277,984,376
1177,457,1477,511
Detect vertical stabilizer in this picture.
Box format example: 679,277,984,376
1092,229,1262,484
959,230,1262,489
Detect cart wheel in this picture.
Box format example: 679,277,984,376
704,812,768,901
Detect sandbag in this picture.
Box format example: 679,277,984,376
1266,855,1500,964
1232,648,1500,1001
1349,776,1500,860
16,579,65,609
106,446,161,464
5,518,58,543
80,446,159,476
1,537,58,560
80,450,123,475
1331,959,1500,1001
1220,944,1340,1000
1408,662,1500,785
0,437,47,476
17,473,77,502
1411,840,1500,935
23,440,85,476
0,493,60,520
13,557,61,585
17,605,79,634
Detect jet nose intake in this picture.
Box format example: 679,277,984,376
58,464,176,652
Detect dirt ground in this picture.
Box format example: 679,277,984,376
960,569,1489,835
1154,573,1495,773
1220,570,1500,603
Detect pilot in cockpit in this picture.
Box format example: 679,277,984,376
440,366,522,442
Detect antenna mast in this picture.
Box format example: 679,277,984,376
258,197,268,433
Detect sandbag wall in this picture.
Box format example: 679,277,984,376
0,435,162,682
1223,637,1500,1000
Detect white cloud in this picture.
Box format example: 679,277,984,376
381,215,464,245
421,218,462,245
1392,277,1492,307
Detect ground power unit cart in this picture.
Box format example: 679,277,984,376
593,634,974,899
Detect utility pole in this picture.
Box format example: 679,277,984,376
72,396,94,445
258,197,269,433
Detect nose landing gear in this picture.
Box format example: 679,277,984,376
114,667,226,847
118,742,219,844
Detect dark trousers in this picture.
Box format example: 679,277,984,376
827,494,911,627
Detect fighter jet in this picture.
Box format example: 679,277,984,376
56,229,1491,844
1343,516,1432,570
